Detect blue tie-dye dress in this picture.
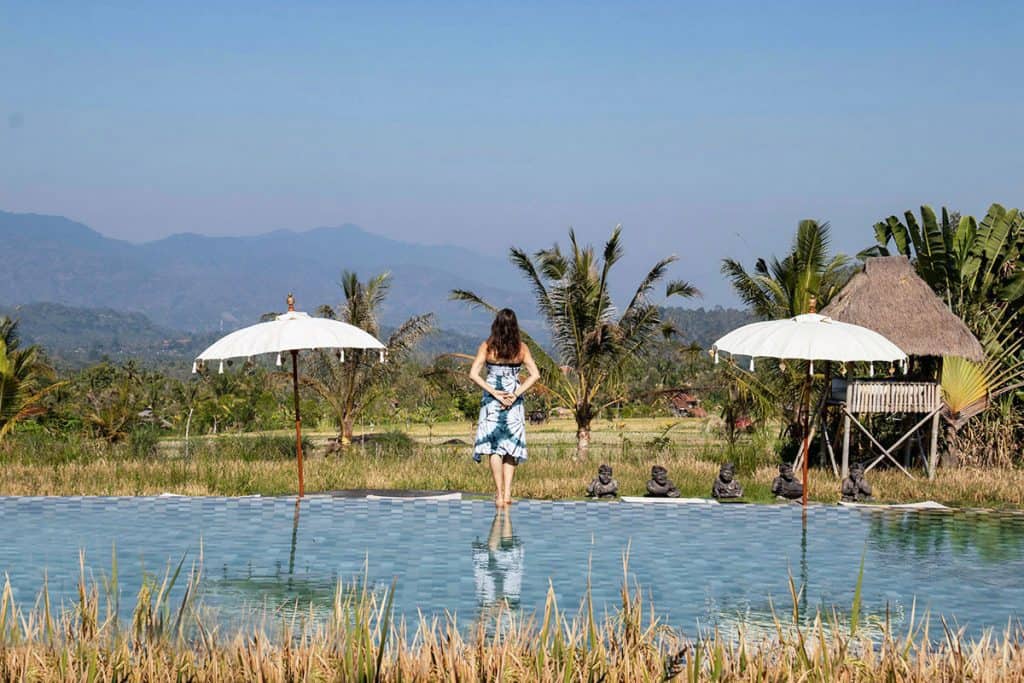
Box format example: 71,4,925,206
473,363,528,464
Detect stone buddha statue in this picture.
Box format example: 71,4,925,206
841,462,873,502
711,462,744,499
586,463,619,498
771,462,803,500
646,465,680,498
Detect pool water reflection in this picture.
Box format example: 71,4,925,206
0,497,1022,638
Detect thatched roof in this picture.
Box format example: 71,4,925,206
820,256,986,362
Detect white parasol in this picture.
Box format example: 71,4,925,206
711,305,907,505
194,294,385,497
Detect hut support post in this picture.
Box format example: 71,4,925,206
841,386,852,479
928,410,941,480
844,408,925,479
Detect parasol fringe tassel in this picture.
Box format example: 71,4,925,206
748,357,755,372
191,361,198,374
218,361,224,374
276,353,283,367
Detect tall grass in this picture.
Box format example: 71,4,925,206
1,552,1022,681
4,420,1024,508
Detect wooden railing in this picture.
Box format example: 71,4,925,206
840,381,941,414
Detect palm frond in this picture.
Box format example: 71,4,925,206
448,289,498,313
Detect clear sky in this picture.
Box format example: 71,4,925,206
3,1,1023,304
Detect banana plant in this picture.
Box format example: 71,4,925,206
862,204,1024,334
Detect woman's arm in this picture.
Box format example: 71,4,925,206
469,341,514,404
513,344,541,399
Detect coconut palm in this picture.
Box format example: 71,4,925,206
721,220,851,452
722,219,851,320
0,318,61,440
452,226,698,459
304,271,433,444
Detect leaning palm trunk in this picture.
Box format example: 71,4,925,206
452,226,697,459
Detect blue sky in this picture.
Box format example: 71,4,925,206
2,1,1023,304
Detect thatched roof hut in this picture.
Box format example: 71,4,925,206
820,256,985,362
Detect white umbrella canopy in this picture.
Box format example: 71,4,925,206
193,295,386,498
195,310,385,370
710,310,908,506
712,313,907,369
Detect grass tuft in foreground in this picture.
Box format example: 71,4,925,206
1,552,1023,681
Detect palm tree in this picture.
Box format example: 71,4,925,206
452,226,698,459
721,220,851,451
304,271,433,444
722,219,851,319
0,318,61,441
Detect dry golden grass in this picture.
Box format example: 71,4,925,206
2,417,1024,508
2,554,1023,682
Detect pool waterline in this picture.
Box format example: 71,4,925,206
1,496,1022,639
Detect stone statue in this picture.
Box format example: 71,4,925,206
711,462,744,499
586,463,619,498
841,462,873,502
646,465,680,498
771,463,803,500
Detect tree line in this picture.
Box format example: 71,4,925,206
2,203,1022,468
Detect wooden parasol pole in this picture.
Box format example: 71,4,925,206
286,294,305,498
801,378,810,506
292,349,304,498
802,295,817,507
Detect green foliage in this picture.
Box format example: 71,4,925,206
129,426,162,459
660,306,755,349
862,204,1024,333
0,302,218,369
864,204,1024,453
306,271,434,443
722,219,851,319
213,435,315,461
720,221,848,451
0,317,60,440
452,226,697,458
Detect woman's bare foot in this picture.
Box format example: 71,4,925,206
494,496,506,508
504,496,513,506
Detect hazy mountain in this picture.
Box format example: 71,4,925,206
0,302,485,370
0,210,532,335
0,302,218,368
661,305,755,350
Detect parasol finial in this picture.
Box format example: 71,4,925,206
807,295,817,314
287,293,295,312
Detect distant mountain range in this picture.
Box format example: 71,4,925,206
0,302,483,371
1,210,752,367
0,210,533,335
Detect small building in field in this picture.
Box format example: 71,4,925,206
668,392,706,418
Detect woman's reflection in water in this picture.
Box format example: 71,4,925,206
472,509,523,623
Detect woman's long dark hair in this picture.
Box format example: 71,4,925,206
486,308,522,362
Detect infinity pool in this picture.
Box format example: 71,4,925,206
1,496,1022,638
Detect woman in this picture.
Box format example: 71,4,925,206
469,308,539,507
